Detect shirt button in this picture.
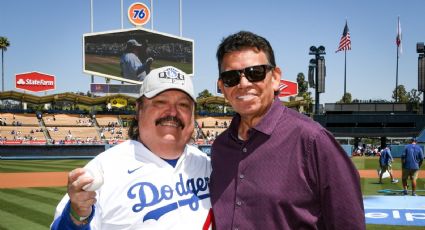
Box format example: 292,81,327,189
242,147,247,153
236,200,242,206
234,228,239,230
239,174,245,179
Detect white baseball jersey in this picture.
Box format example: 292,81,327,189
52,140,212,229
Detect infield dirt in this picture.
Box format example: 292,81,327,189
1,170,423,188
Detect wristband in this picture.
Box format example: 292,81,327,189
70,206,90,222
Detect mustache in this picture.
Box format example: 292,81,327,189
155,116,185,129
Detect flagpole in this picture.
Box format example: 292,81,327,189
395,16,401,103
395,45,399,102
337,19,350,98
344,50,347,96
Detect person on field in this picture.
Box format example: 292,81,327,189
51,66,213,229
378,146,398,184
209,30,365,229
401,138,424,196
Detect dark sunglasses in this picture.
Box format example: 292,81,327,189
219,64,274,87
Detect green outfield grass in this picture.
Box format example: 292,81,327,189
352,156,402,170
0,158,424,229
0,159,88,229
353,156,425,196
0,159,89,173
0,187,67,230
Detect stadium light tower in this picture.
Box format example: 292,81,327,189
417,42,425,114
309,45,326,114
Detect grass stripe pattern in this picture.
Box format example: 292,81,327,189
1,158,424,229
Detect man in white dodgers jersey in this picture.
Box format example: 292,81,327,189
51,66,213,229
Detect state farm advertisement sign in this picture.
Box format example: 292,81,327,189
15,72,55,92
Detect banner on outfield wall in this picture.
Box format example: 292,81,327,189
15,72,55,92
90,83,141,95
110,97,128,108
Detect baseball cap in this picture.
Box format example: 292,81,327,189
411,137,417,143
139,66,195,101
126,39,142,47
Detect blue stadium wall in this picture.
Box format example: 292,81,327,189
0,145,107,159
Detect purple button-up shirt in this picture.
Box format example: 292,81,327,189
210,99,365,229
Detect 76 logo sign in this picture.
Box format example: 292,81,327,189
128,2,151,26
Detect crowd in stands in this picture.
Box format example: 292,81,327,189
352,145,382,157
194,116,232,144
85,41,192,63
0,113,28,126
0,112,121,145
0,112,234,146
100,126,126,141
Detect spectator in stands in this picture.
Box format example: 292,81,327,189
120,39,154,82
209,31,365,229
401,138,424,196
51,66,212,229
378,146,398,184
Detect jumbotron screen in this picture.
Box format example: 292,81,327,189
83,28,194,84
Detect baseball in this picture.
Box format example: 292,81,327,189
79,167,104,191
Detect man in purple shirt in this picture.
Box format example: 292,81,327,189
210,31,365,229
401,138,424,196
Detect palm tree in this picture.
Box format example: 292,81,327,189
0,36,11,92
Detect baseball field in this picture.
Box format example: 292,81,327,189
0,157,424,229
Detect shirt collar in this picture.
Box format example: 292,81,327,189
133,140,188,168
227,98,286,140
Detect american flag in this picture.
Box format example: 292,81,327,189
336,21,351,53
396,17,402,54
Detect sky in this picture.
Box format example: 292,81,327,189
1,0,424,104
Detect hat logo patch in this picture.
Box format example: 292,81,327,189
158,68,185,85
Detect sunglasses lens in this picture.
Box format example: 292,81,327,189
220,65,273,87
245,65,267,82
220,71,241,87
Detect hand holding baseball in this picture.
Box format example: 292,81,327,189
79,167,104,191
67,168,98,219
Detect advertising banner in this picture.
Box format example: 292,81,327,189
90,83,141,95
15,72,55,92
110,97,128,108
